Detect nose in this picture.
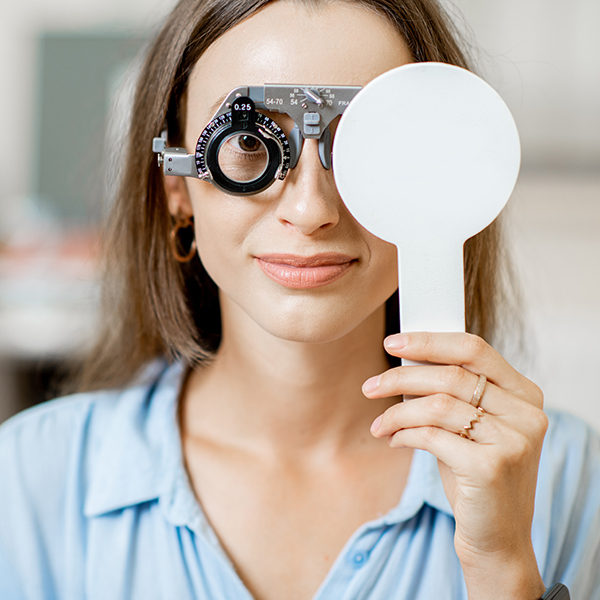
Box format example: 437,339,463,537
275,139,341,236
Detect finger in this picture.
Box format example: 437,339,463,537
371,394,495,442
363,364,519,416
385,423,477,471
383,332,543,408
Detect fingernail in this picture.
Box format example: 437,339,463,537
371,415,382,433
363,375,381,394
384,334,407,350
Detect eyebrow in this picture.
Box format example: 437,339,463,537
207,92,230,118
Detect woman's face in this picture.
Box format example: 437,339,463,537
169,0,413,344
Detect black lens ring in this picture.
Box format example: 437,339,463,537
205,123,283,196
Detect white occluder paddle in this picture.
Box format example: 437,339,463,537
333,63,520,364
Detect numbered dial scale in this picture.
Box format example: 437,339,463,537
152,84,361,196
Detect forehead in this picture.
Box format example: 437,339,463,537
186,0,412,127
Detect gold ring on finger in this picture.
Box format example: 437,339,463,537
470,374,487,409
458,406,485,440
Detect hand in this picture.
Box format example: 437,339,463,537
363,332,548,600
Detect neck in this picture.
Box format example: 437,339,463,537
182,299,399,459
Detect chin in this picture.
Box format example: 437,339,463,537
263,320,355,345
250,299,384,345
219,279,392,347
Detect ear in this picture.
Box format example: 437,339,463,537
164,174,194,219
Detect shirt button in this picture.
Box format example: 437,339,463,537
353,552,367,567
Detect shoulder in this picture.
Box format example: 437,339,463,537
537,408,600,510
543,407,598,450
0,359,179,494
534,409,600,597
544,408,600,454
0,360,181,599
0,388,116,456
0,388,115,599
0,389,117,509
537,409,600,496
0,359,170,485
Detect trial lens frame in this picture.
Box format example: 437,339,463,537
152,84,361,196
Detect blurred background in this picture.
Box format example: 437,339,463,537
0,0,599,428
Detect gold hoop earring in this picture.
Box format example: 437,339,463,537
170,216,197,263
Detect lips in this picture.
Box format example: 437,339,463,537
255,253,356,289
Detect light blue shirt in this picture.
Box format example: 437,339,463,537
1,360,599,599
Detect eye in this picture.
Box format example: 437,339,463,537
218,133,269,183
228,134,264,153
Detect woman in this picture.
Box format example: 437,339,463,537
1,1,599,599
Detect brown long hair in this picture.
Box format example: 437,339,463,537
77,0,514,391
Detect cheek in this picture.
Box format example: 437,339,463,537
193,215,242,286
193,220,232,278
187,184,263,287
367,246,399,320
361,230,399,295
380,242,399,288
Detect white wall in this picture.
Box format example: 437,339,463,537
451,0,600,169
507,173,600,431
